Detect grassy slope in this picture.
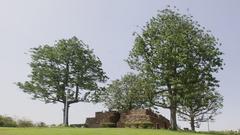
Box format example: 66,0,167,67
0,128,215,135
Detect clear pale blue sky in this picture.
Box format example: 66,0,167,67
0,0,239,131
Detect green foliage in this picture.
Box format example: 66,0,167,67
0,115,17,127
178,89,223,131
35,122,48,127
17,36,107,104
127,8,224,130
56,124,66,127
102,73,155,112
69,124,86,128
125,122,154,129
17,119,34,127
100,123,116,128
140,123,154,129
49,124,57,127
17,37,108,125
0,115,42,128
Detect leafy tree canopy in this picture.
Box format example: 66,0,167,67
127,8,224,130
102,73,156,112
17,36,108,125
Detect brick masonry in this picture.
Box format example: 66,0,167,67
85,109,170,129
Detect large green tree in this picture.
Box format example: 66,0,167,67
127,8,223,130
17,37,107,126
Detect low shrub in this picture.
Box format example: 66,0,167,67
17,119,34,127
56,124,65,127
140,123,154,129
125,122,153,129
35,122,47,127
70,124,86,128
100,123,116,128
0,115,17,127
49,124,57,127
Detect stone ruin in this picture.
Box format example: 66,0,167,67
85,111,120,128
85,108,170,129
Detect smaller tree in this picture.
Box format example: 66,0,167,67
178,87,223,131
17,37,108,126
102,73,155,112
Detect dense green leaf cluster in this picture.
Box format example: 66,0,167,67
102,73,151,111
0,115,17,127
17,36,107,104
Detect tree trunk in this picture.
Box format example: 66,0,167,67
63,103,70,126
170,104,177,130
190,116,195,131
168,83,178,130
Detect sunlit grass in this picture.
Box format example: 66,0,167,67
0,128,219,135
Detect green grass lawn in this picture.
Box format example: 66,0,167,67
0,128,218,135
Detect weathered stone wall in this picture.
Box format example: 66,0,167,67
85,118,98,128
117,109,170,129
85,109,170,129
85,111,120,128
